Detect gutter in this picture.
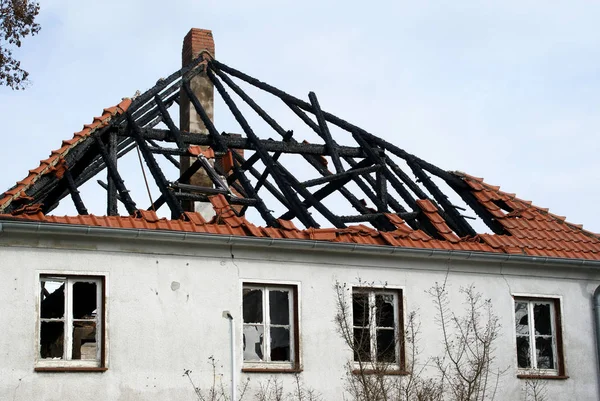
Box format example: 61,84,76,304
2,220,600,269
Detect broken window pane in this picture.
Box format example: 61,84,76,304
72,282,97,319
72,321,97,360
243,289,263,324
514,302,529,335
515,299,561,372
243,325,264,361
376,328,396,363
533,303,551,335
353,293,369,327
270,327,290,361
535,337,554,369
376,294,395,328
516,336,530,368
40,281,65,319
269,290,289,325
353,328,371,362
40,321,64,359
38,276,104,367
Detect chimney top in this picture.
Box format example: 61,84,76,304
182,28,215,65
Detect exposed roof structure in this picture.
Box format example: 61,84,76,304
1,52,599,260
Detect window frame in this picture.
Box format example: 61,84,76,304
352,287,405,373
36,274,106,372
513,296,566,379
241,282,300,373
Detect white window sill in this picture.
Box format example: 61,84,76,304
35,360,105,372
516,369,568,380
242,361,299,373
352,362,406,375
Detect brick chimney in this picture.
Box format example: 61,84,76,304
180,28,216,217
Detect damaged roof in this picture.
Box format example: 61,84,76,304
1,53,599,260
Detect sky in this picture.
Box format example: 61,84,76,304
0,1,599,233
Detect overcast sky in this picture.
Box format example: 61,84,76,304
0,1,598,233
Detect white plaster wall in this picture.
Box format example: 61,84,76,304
1,231,599,400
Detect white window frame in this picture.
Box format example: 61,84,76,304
36,275,105,370
352,288,403,369
242,283,297,370
513,297,564,376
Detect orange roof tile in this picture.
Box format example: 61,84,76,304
1,99,600,262
0,98,132,214
459,173,600,260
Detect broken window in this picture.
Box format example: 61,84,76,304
242,284,298,369
514,297,564,376
38,275,105,370
352,288,403,368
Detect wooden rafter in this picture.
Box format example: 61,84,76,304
1,55,512,240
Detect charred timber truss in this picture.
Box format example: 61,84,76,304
2,54,510,239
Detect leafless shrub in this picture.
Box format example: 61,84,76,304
428,282,505,401
289,373,322,401
522,379,547,401
255,377,284,401
255,374,322,401
334,280,443,401
185,358,319,401
184,356,249,401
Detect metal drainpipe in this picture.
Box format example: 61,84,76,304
594,286,600,384
223,311,236,401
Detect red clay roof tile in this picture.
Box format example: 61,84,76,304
277,219,298,231
308,228,337,241
0,98,131,214
137,210,160,223
416,199,437,213
184,212,206,226
3,202,597,259
2,119,600,261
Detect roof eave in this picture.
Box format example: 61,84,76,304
2,220,600,270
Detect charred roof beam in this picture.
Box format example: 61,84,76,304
208,68,343,228
209,64,308,219
174,192,257,206
182,74,279,225
93,134,138,215
131,128,366,157
284,101,404,229
340,212,419,224
308,91,343,174
301,165,380,188
182,80,228,153
154,94,185,149
449,181,508,236
408,160,476,237
278,158,376,221
207,68,382,227
106,131,118,216
238,150,284,217
127,113,184,219
64,169,88,216
125,59,207,126
230,156,279,226
210,59,466,188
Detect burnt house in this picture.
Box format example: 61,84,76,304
1,29,600,401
